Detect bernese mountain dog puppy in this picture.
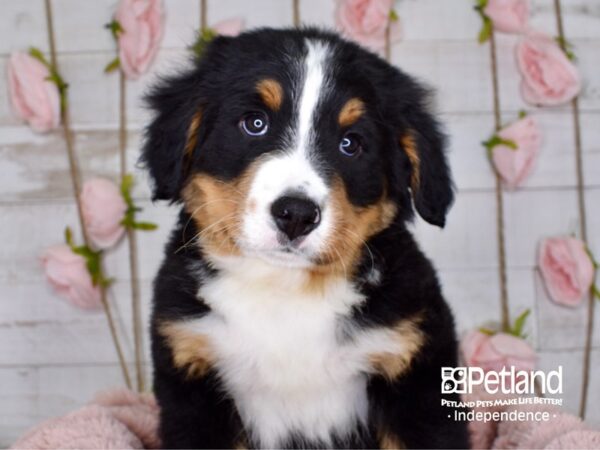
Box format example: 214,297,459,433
143,28,469,449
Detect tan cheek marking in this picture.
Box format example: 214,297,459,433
401,132,420,193
338,97,365,127
311,178,396,284
378,430,406,449
256,78,283,111
159,321,215,379
369,316,424,382
182,161,263,257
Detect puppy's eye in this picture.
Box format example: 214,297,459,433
240,112,269,136
339,133,363,157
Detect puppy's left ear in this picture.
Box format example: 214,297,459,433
141,36,231,201
398,90,454,228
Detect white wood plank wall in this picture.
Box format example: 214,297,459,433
0,0,598,445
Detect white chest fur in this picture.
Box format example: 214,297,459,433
187,257,389,447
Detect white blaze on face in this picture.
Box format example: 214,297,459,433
240,40,334,267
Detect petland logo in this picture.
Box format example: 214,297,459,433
441,366,563,395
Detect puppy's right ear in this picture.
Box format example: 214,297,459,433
141,37,230,201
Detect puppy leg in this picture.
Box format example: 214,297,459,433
154,367,245,449
368,374,469,449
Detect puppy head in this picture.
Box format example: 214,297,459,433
142,28,453,271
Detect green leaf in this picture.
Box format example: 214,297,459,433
389,9,399,22
584,246,599,270
120,174,135,208
478,327,496,336
61,228,110,287
519,110,527,119
105,19,124,40
190,28,217,59
119,173,158,232
475,0,488,9
482,135,518,152
478,17,492,44
555,35,577,61
132,221,158,231
28,47,51,68
593,284,600,300
104,57,120,73
509,309,530,338
64,226,74,248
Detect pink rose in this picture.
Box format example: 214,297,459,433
81,178,127,250
115,0,164,79
212,18,245,37
462,330,536,373
492,115,541,189
41,245,102,309
7,51,61,132
484,0,529,34
538,237,594,307
335,0,401,52
516,33,581,106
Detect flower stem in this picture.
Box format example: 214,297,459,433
44,0,132,389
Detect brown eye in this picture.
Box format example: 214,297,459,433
240,112,269,136
339,133,363,157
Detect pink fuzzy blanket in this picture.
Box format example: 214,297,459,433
10,388,600,449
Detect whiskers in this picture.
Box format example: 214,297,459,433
177,204,240,254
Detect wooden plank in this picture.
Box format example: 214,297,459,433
557,0,600,39
443,113,497,191
207,0,293,29
0,0,49,56
537,349,584,416
586,350,600,427
0,363,149,448
52,0,115,53
392,40,493,114
0,280,154,366
299,0,336,28
0,112,595,205
411,191,499,270
0,366,40,448
439,268,501,335
503,188,580,268
581,114,600,187
0,200,177,284
395,0,481,42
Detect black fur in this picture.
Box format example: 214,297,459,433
144,28,469,449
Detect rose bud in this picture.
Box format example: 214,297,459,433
484,0,529,34
491,115,542,189
516,32,581,106
7,51,61,133
335,0,401,52
41,245,102,310
115,0,164,79
80,178,127,250
538,236,594,307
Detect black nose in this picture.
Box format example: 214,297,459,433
271,196,321,241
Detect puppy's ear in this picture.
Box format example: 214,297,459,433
141,37,231,201
399,103,454,227
384,71,453,228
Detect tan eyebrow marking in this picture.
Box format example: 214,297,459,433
401,132,420,192
338,98,365,127
256,78,283,111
